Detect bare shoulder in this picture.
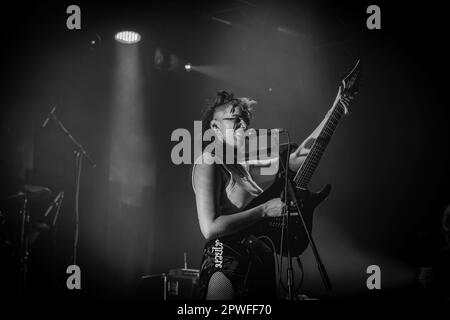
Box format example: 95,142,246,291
193,162,215,178
192,162,216,193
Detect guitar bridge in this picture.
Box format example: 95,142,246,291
268,215,300,229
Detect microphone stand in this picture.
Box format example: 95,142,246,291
282,133,295,300
285,178,332,294
280,131,331,300
44,109,96,266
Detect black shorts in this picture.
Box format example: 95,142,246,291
197,234,277,300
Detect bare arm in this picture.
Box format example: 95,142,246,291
193,163,283,240
288,112,330,172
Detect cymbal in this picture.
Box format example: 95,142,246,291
23,185,51,197
30,222,50,232
4,185,51,202
2,192,25,201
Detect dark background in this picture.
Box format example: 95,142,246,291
0,0,448,299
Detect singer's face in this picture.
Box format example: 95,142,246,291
211,104,249,149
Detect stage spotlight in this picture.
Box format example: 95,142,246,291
115,31,141,44
185,63,192,72
154,48,180,71
154,47,165,69
89,34,102,51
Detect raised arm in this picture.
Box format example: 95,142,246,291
193,163,283,240
288,113,329,172
288,86,353,172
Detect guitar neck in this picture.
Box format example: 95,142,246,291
293,101,346,188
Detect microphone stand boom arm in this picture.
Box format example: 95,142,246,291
45,111,96,265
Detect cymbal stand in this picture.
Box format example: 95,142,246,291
18,193,30,299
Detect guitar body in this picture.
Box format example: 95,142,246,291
243,147,331,256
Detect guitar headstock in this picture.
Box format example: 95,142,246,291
338,59,361,114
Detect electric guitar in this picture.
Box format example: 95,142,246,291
244,59,361,256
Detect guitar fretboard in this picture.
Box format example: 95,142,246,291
293,101,346,188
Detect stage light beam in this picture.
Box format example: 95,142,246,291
110,41,154,206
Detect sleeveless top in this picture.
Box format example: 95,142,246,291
191,149,280,215
192,147,283,300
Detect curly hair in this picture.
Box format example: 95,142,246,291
200,90,257,150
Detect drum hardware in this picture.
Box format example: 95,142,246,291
16,185,52,299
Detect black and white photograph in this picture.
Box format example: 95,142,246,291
0,0,448,314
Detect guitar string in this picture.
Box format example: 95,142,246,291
296,125,337,187
294,102,345,188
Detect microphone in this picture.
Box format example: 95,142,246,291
42,106,57,128
44,192,64,217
